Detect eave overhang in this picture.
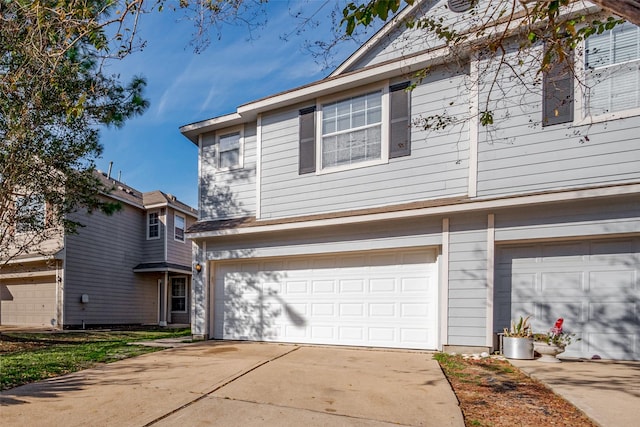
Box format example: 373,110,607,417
186,183,640,240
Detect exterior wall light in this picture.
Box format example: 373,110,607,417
195,263,202,273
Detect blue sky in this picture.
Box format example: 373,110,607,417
98,0,373,208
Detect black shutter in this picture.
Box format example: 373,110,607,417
543,52,574,126
389,82,411,158
299,106,316,174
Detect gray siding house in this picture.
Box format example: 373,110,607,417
180,1,640,360
0,173,197,328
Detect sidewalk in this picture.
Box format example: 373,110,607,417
510,358,640,427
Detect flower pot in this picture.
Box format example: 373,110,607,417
534,342,565,363
502,336,534,359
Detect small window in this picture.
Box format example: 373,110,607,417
147,211,160,239
217,130,242,169
584,22,640,116
174,214,185,242
15,196,45,233
171,277,187,312
542,49,574,126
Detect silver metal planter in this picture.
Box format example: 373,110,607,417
502,336,534,359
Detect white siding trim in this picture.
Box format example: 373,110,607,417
56,258,64,328
256,114,262,219
440,217,450,349
187,183,640,239
486,213,495,348
157,279,162,325
198,134,203,220
163,209,168,261
468,55,479,197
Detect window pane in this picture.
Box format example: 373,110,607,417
219,133,240,151
613,25,639,63
336,114,351,131
220,149,239,168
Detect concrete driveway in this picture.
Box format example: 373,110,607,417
0,341,463,426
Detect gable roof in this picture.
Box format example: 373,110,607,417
96,171,197,217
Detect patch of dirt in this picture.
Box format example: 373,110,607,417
438,355,597,427
0,339,46,354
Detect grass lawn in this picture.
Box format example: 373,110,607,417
0,329,192,391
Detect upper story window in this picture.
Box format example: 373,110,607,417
174,214,185,242
584,22,640,117
216,128,243,170
321,90,383,169
299,82,410,174
147,211,160,240
15,195,45,233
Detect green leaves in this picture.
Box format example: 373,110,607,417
1,0,149,261
342,0,413,36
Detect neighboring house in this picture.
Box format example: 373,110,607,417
180,1,640,360
0,172,197,328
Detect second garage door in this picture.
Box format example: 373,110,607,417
1,279,57,326
495,237,640,360
212,248,439,349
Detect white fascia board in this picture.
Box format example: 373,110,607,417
237,47,451,115
180,112,243,144
179,47,451,141
145,202,197,218
133,267,191,274
3,254,55,264
186,183,640,240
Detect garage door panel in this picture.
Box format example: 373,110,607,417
541,272,585,295
213,248,438,349
587,332,637,360
589,271,636,291
498,237,640,360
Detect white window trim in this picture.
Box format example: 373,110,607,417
147,211,160,240
215,125,244,172
315,82,390,175
573,29,640,126
170,276,188,313
174,213,186,242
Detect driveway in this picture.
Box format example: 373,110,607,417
0,341,463,426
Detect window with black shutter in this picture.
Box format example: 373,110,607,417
389,82,411,158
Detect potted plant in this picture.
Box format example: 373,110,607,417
502,315,534,359
533,318,579,363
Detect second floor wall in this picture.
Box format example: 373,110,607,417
194,16,640,223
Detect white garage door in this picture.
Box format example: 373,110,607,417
1,280,57,326
496,237,640,360
212,248,439,349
